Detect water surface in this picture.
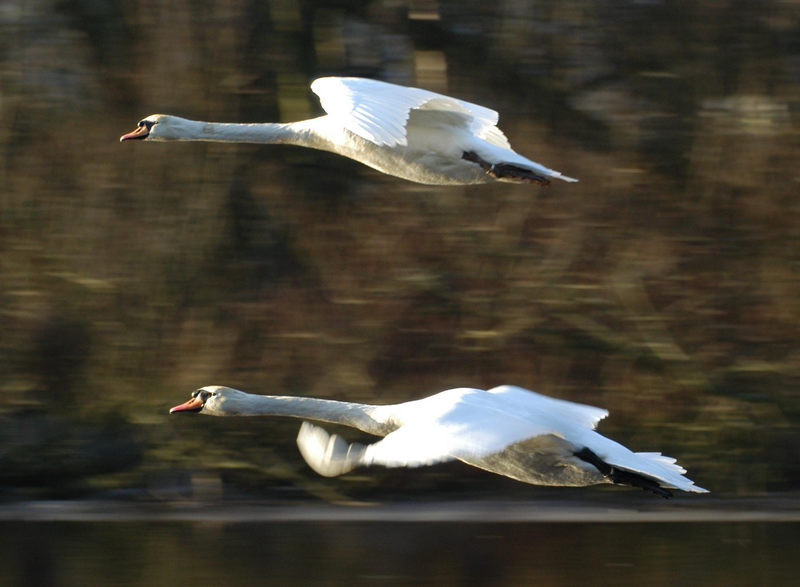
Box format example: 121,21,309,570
1,500,798,585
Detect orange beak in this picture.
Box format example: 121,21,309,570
120,124,150,142
170,395,204,413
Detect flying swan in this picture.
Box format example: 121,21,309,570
121,77,578,186
170,385,707,497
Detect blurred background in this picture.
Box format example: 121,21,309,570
1,0,798,506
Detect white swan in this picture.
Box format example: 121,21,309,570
170,385,707,497
121,77,578,186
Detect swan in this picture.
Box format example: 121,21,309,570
121,77,578,186
170,385,708,497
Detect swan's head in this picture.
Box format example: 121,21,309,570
169,385,251,416
120,114,194,142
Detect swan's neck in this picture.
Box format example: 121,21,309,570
214,393,393,436
156,117,323,146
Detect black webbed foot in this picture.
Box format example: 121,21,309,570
574,447,673,499
462,151,551,186
488,163,550,186
462,150,492,171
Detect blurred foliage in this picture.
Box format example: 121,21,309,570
0,0,798,500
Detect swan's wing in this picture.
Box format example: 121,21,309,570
476,125,512,149
295,419,466,474
361,401,557,468
487,385,608,430
414,97,511,149
296,421,367,477
310,76,508,148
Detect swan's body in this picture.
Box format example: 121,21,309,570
121,77,578,186
170,385,707,497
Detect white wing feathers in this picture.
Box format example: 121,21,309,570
311,76,507,149
361,409,555,469
296,421,366,477
361,423,464,468
487,385,609,430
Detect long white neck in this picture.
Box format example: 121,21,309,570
212,392,394,436
156,116,326,147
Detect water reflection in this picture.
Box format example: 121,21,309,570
2,516,798,585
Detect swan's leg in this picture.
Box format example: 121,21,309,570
489,163,551,186
574,447,673,498
461,150,493,171
462,151,551,186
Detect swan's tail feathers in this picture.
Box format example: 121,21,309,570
296,421,366,477
549,171,579,183
630,451,710,495
575,447,709,498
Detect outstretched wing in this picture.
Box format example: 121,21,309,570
296,421,367,477
487,385,608,430
310,77,509,148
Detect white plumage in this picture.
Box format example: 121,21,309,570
309,77,504,149
170,385,707,497
121,77,578,186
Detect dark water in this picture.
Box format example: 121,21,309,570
1,501,799,585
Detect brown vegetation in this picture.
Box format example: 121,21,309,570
1,0,798,498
